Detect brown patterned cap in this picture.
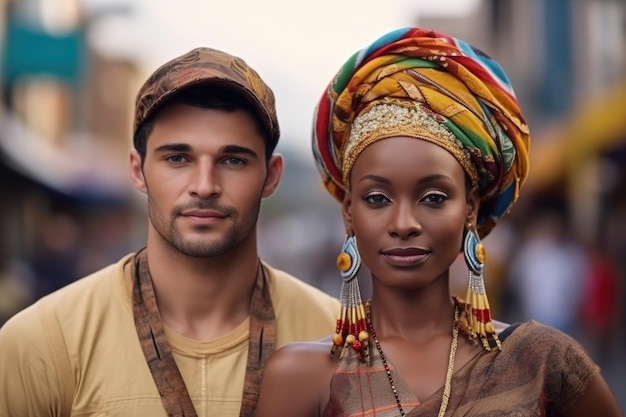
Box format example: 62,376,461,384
134,47,280,149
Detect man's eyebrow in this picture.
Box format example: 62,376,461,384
152,143,259,159
220,144,258,159
154,143,192,153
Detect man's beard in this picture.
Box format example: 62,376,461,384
148,197,261,258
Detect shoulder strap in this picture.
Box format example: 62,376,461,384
240,265,275,417
133,249,197,417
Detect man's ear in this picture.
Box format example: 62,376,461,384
129,149,147,194
262,154,283,198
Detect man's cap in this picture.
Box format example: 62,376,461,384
134,47,280,149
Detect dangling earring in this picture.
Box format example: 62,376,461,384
462,224,501,351
331,235,370,363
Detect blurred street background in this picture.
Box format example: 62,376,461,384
0,0,625,409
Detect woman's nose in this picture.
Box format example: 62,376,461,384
388,200,422,239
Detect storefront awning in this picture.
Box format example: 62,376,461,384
526,77,626,190
0,107,131,201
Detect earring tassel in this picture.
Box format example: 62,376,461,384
463,228,501,351
331,236,370,363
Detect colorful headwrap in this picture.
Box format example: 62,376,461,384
312,27,530,238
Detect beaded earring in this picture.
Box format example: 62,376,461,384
331,235,370,363
461,225,501,351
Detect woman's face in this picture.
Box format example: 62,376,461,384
344,136,478,290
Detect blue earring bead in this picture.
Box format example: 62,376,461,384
463,229,485,275
336,235,361,282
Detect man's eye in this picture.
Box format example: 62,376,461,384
224,157,245,165
167,155,187,163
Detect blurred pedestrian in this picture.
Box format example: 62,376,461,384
508,208,588,335
579,239,621,366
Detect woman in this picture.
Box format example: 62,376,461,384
255,27,622,417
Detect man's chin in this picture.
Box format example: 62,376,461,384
172,238,232,258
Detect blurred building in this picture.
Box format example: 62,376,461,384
0,0,141,315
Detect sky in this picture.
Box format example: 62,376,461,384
82,0,480,159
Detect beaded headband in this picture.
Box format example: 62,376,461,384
342,102,479,188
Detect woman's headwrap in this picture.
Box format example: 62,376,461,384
312,27,530,238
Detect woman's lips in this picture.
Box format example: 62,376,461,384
382,247,430,267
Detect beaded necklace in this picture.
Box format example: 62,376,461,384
366,301,459,417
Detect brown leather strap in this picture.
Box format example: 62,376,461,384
132,249,197,416
240,264,275,417
131,248,276,417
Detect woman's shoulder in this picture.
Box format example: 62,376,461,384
269,336,337,374
502,320,578,344
498,320,596,367
257,336,338,417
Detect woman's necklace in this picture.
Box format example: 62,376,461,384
366,301,459,417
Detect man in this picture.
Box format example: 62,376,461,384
0,47,339,417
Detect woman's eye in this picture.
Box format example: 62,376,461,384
422,192,447,204
364,193,390,204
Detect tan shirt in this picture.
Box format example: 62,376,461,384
0,254,339,417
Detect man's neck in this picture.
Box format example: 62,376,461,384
145,236,260,341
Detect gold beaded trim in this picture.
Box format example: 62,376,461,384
341,103,479,187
